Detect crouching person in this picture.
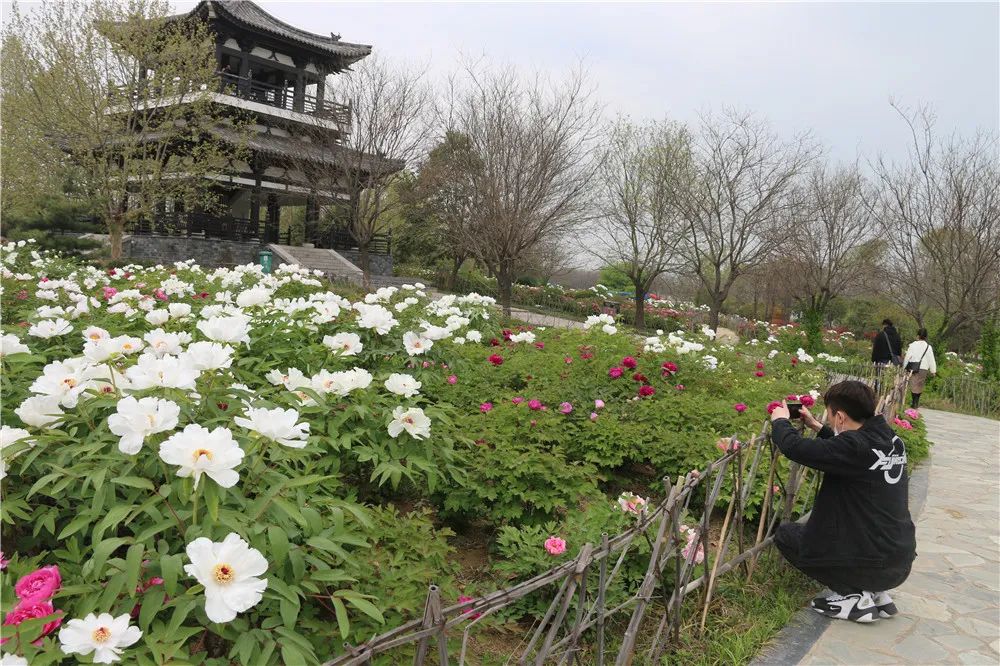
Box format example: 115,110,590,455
769,380,916,623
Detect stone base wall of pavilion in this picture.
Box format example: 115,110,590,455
335,249,393,276
123,236,263,269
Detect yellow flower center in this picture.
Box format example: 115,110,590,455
213,563,235,585
146,414,157,427
62,377,78,388
192,448,213,462
92,626,111,643
89,333,102,340
122,343,133,350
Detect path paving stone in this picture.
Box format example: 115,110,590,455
795,409,1000,665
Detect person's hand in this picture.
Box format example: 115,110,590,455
770,400,790,422
799,405,823,432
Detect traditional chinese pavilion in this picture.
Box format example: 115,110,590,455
124,0,396,259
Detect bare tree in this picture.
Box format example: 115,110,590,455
1,0,248,259
673,108,818,329
586,117,691,328
787,164,879,314
869,103,1000,343
445,62,603,315
295,54,433,277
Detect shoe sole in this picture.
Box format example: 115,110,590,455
813,607,880,623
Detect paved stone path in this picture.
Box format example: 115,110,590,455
799,409,1000,665
509,308,587,329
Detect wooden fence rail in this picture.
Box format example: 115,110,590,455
323,371,906,666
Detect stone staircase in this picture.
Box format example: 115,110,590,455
267,244,364,283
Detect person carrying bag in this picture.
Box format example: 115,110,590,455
872,319,903,366
903,328,936,408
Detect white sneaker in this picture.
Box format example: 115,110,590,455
810,591,879,623
871,590,898,618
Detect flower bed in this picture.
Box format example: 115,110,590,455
0,241,925,664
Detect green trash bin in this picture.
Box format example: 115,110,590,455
258,249,273,274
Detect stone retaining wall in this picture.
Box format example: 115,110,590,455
123,236,267,268
335,249,393,276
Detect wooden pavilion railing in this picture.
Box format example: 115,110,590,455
215,72,351,125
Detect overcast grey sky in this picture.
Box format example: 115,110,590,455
168,0,1000,164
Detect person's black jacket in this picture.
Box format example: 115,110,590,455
871,325,902,363
771,415,916,569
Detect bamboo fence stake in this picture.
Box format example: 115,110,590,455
698,473,738,636
595,533,609,666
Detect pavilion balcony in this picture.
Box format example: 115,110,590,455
214,72,352,125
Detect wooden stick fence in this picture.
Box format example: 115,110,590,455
324,374,905,666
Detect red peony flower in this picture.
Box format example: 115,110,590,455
755,370,765,377
502,329,513,341
800,395,815,408
632,372,648,383
638,385,656,397
580,352,594,360
756,361,765,370
489,338,500,346
661,361,678,375
14,565,61,604
791,357,799,366
622,356,637,369
766,400,782,414
608,366,624,379
488,354,504,366
535,342,545,349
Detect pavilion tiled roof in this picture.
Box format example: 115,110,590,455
188,1,372,63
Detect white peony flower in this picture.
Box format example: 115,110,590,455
402,331,433,356
58,612,142,664
143,329,184,357
1,425,34,481
108,396,180,455
184,532,268,623
28,318,73,339
322,332,362,356
510,331,536,344
0,334,30,357
233,407,309,448
29,358,97,408
182,342,234,371
310,368,373,397
602,324,618,335
384,373,421,398
145,309,170,326
466,330,483,343
159,424,244,488
264,367,309,389
387,406,431,440
197,314,252,344
14,395,65,428
82,326,111,343
0,652,28,665
235,287,271,308
354,304,397,335
125,355,200,391
168,303,192,319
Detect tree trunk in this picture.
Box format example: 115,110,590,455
633,282,646,330
358,240,371,289
498,261,513,318
708,300,722,331
448,255,464,291
107,214,126,261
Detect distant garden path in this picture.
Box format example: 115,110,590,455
509,308,587,329
796,409,1000,665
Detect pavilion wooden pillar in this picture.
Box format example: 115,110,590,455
266,194,280,243
304,193,319,245
293,72,305,112
316,74,326,114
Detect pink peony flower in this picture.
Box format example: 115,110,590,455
622,356,637,369
480,402,493,413
674,384,685,390
772,484,781,495
512,396,525,405
766,400,782,414
800,395,816,408
16,290,28,300
488,354,504,366
564,357,573,364
544,536,567,556
893,417,913,430
638,385,655,397
14,565,61,604
457,595,482,620
102,286,118,300
755,370,765,377
661,361,678,375
153,288,168,301
559,402,573,414
422,361,432,368
0,552,7,570
528,399,543,411
608,366,624,379
716,438,741,453
594,399,605,409
756,361,765,370
734,403,747,413
590,412,598,421
534,342,545,349
904,408,920,420
447,375,458,385
1,600,61,646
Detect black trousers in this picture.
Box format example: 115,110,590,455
775,523,912,595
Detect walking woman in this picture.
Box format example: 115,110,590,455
903,328,936,408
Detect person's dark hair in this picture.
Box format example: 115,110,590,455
823,380,877,422
917,328,928,340
882,318,893,327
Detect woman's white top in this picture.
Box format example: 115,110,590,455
904,340,937,373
